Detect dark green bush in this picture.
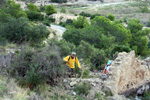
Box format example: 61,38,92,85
45,5,57,15
127,19,143,33
140,91,150,100
66,19,73,24
26,11,44,21
48,17,56,22
51,0,67,3
82,69,89,78
77,41,108,70
0,17,49,44
140,5,149,13
72,16,89,28
147,20,150,27
42,20,51,26
27,3,40,12
79,12,91,17
107,14,115,21
63,16,131,47
0,80,8,97
59,21,66,27
90,13,101,19
123,17,128,23
104,90,113,96
148,41,150,48
111,45,131,56
128,19,150,55
74,82,91,96
9,45,67,89
0,0,27,18
40,6,46,12
49,39,76,57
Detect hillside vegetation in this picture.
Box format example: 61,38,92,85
0,0,150,99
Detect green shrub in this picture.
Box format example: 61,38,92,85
90,13,101,19
111,45,131,56
0,80,7,97
0,0,27,18
107,14,115,21
141,91,150,100
79,12,91,17
74,82,91,96
127,19,143,33
94,92,107,100
25,66,42,89
66,19,73,24
148,41,150,48
77,41,108,70
0,17,49,44
45,5,57,15
132,46,138,55
82,69,89,78
72,16,89,28
123,17,128,23
27,3,40,12
104,90,113,96
26,11,44,21
59,21,66,27
16,11,27,18
40,6,46,12
60,8,66,13
42,20,51,26
48,17,56,22
9,45,67,88
147,20,150,27
73,65,82,77
128,19,150,55
51,39,76,57
140,5,149,13
51,0,67,3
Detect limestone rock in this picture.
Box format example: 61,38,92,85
71,91,76,96
70,81,77,86
103,51,150,96
100,74,107,80
63,79,67,83
91,83,96,87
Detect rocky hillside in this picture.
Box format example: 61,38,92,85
103,51,150,98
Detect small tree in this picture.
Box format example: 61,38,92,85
45,5,57,15
4,0,27,18
141,5,149,13
127,19,143,33
73,16,89,28
108,14,115,21
27,3,39,12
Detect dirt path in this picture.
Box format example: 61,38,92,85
50,24,66,40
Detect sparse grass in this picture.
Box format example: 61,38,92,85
0,77,8,97
94,92,108,100
0,75,33,100
74,82,91,96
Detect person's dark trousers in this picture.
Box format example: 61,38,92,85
67,67,74,78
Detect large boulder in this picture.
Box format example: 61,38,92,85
103,51,150,95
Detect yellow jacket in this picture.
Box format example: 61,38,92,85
63,56,81,69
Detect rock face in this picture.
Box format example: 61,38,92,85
104,51,150,95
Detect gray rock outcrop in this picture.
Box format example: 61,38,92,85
103,51,150,96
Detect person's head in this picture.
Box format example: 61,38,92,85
107,61,112,65
71,52,76,58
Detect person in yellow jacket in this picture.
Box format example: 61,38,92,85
63,52,81,76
